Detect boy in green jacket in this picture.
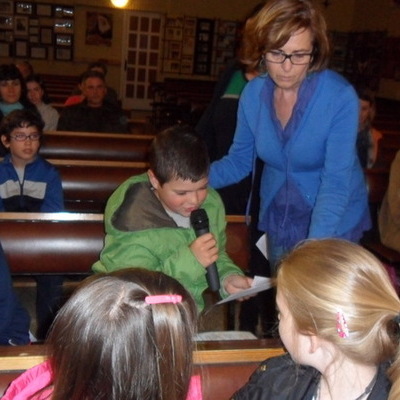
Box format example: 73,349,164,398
93,125,252,310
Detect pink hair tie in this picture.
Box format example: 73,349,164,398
336,309,349,339
145,295,182,304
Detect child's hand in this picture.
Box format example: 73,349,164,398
190,233,218,268
223,275,254,301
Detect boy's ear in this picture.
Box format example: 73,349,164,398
0,135,10,149
147,169,160,190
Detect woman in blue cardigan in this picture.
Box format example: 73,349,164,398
210,0,370,271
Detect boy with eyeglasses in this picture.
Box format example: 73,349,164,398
0,109,64,341
0,109,63,211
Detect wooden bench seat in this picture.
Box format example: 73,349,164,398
41,131,154,162
0,212,249,275
0,339,285,399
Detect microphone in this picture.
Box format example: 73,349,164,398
190,208,220,292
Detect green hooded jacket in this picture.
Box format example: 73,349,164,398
92,173,243,310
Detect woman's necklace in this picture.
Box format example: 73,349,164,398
314,370,378,400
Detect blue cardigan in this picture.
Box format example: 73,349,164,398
210,69,370,241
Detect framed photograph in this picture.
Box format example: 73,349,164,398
30,45,47,59
55,33,72,46
0,30,13,41
54,5,74,18
29,18,39,26
36,3,52,17
14,39,28,57
29,34,38,43
29,26,39,35
39,26,53,44
0,41,10,57
54,18,73,34
15,2,33,15
14,16,29,36
0,14,13,30
85,12,112,46
55,47,72,61
0,0,13,14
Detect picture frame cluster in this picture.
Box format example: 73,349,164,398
0,1,74,61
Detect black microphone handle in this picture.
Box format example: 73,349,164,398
206,263,221,292
193,228,220,292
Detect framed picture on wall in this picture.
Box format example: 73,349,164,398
36,3,52,17
29,34,38,43
15,2,33,15
55,33,72,46
30,45,47,59
39,26,53,44
29,26,39,35
0,1,13,14
54,19,73,34
0,30,13,41
0,15,13,30
14,39,28,57
55,47,72,61
54,6,74,18
0,42,10,57
14,16,29,36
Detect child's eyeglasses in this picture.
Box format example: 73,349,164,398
10,134,41,142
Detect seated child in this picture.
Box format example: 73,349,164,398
0,109,64,340
233,239,400,399
93,125,252,310
26,74,59,131
0,241,30,345
3,268,200,400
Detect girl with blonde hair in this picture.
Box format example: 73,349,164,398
234,239,400,399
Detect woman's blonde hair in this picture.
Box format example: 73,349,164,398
240,0,330,73
277,239,400,400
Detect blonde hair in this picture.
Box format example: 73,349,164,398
277,239,400,399
240,0,330,73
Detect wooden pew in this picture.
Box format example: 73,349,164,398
0,213,249,275
41,131,154,162
0,340,285,399
49,159,148,213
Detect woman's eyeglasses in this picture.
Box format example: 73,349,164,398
265,50,313,65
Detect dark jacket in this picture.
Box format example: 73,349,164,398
232,354,391,400
196,62,252,214
57,100,128,133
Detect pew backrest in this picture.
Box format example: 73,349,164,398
41,131,154,162
1,213,249,274
0,340,285,400
49,159,148,212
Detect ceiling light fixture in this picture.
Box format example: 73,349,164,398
110,0,129,8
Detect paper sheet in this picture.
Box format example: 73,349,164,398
256,233,269,260
216,275,272,305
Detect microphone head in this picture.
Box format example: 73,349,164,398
190,208,209,230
